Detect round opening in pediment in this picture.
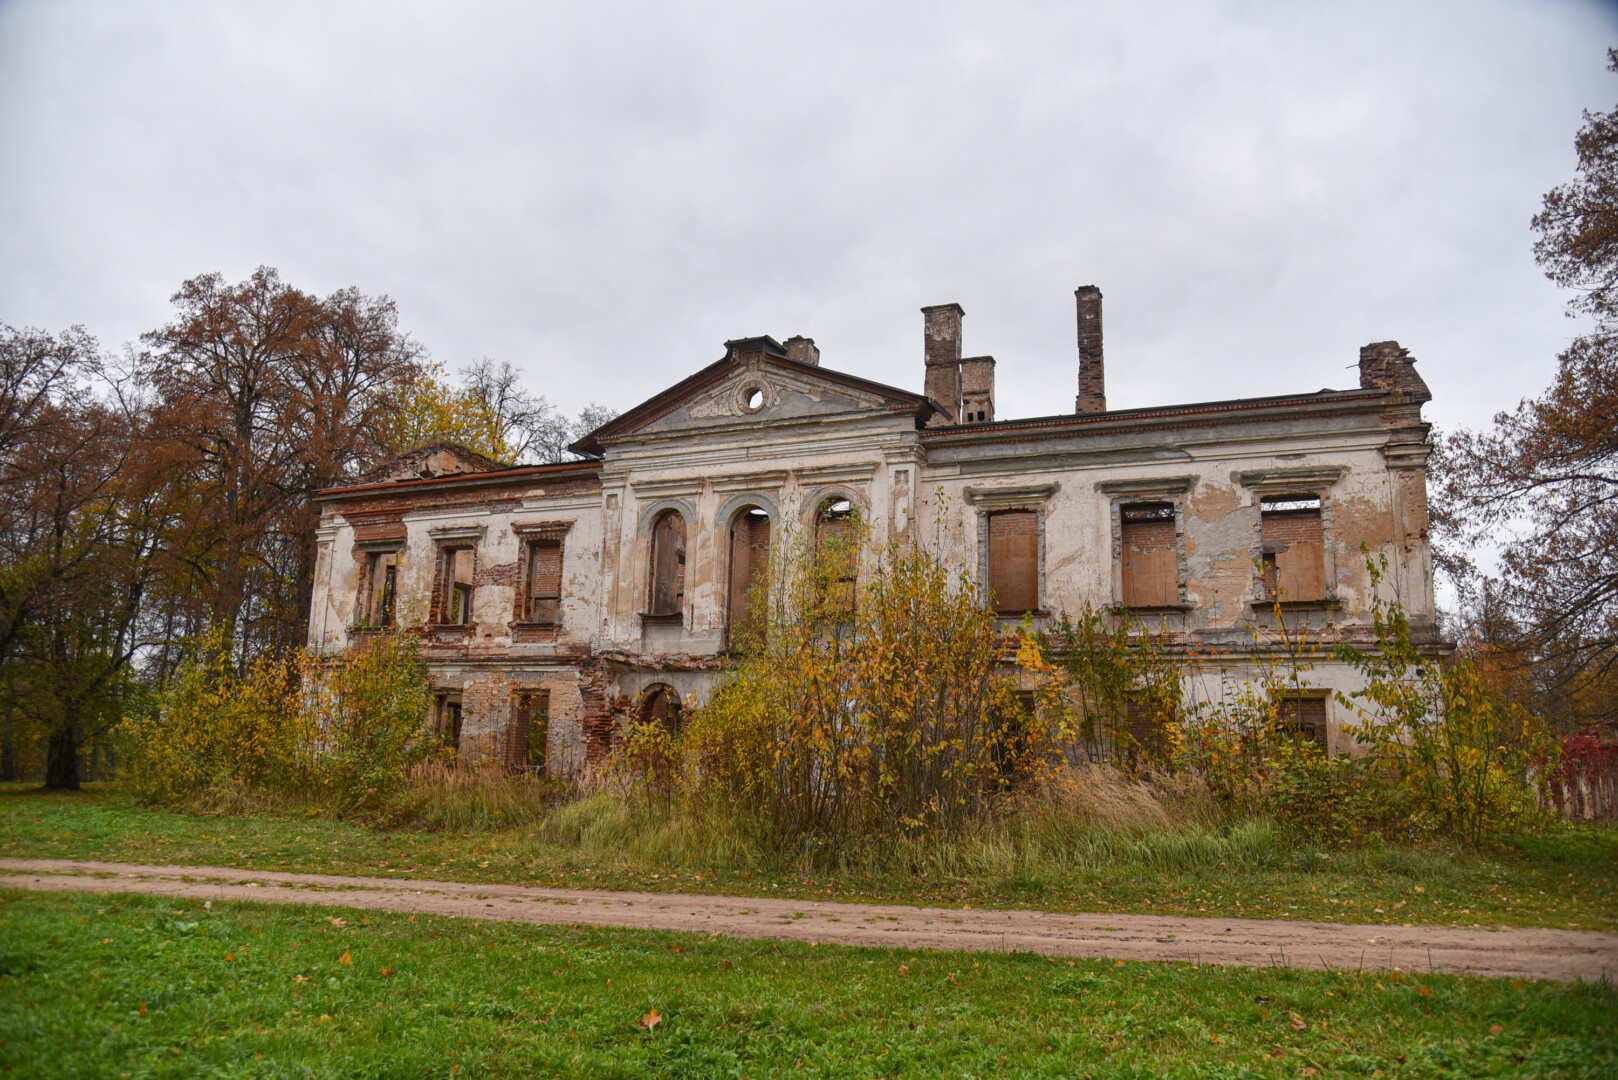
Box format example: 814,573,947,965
738,382,768,413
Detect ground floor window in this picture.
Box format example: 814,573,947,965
434,692,463,752
504,690,550,773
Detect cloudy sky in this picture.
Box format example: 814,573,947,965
1,1,1614,436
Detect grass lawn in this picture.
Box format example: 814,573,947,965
3,785,1616,932
2,888,1613,1079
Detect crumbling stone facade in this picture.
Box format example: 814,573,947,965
308,287,1441,772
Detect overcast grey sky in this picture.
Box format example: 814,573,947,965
2,1,1615,435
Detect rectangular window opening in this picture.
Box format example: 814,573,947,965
1260,494,1325,602
987,509,1039,614
1276,696,1328,752
441,547,475,625
361,550,399,627
435,692,463,753
526,537,563,625
1120,501,1177,608
505,690,550,773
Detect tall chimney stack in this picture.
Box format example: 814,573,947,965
1075,285,1106,414
922,303,964,422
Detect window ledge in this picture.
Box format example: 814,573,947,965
995,608,1050,618
638,611,684,624
346,624,397,635
511,621,561,631
1124,604,1194,615
1250,599,1341,612
429,623,474,634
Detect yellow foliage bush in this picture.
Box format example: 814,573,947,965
647,512,1048,853
123,628,434,810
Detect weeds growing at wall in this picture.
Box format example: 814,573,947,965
122,628,435,811
623,511,1048,858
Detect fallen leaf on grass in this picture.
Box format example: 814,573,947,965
224,951,235,962
1489,1024,1504,1034
137,1002,147,1018
637,1008,662,1031
329,918,346,928
1290,1017,1307,1031
339,950,352,965
380,967,393,978
898,965,910,975
1417,986,1433,997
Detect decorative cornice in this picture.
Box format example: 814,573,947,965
792,462,878,486
1234,466,1348,492
511,520,575,537
1380,444,1431,470
964,482,1059,509
427,524,487,543
1095,475,1199,498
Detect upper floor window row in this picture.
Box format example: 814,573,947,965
351,526,569,631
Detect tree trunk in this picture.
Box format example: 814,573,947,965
44,722,80,790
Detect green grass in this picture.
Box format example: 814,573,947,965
1,888,1612,1079
4,785,1617,932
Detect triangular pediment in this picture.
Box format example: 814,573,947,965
570,338,941,455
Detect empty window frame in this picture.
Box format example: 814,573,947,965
434,692,463,752
1260,494,1325,602
524,536,564,625
359,549,399,627
641,685,683,738
439,547,476,625
727,507,771,646
648,510,687,616
503,690,550,773
814,497,856,616
987,509,1039,614
1275,695,1328,751
1120,502,1177,608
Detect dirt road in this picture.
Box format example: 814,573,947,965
4,858,1613,983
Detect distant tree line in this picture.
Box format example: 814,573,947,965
0,267,613,788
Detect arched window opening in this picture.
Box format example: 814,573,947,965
640,685,684,738
648,510,687,616
815,497,857,615
727,506,771,648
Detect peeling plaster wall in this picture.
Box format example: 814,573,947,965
308,357,1439,775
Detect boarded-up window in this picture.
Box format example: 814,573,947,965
526,538,563,624
504,690,550,773
361,550,398,627
988,510,1039,614
441,548,475,625
1261,495,1325,602
815,498,856,617
435,692,463,752
1276,696,1328,751
1120,502,1177,608
727,508,771,647
649,511,687,616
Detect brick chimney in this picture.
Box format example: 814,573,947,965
1075,285,1106,414
960,357,995,423
782,335,820,366
1358,340,1431,402
922,303,964,422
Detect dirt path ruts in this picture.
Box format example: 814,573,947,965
3,858,1613,983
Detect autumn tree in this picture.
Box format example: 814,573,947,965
0,324,155,788
136,268,427,661
1437,49,1618,728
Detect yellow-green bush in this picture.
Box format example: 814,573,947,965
642,514,1044,854
123,629,434,810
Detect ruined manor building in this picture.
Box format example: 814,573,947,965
307,290,1437,774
